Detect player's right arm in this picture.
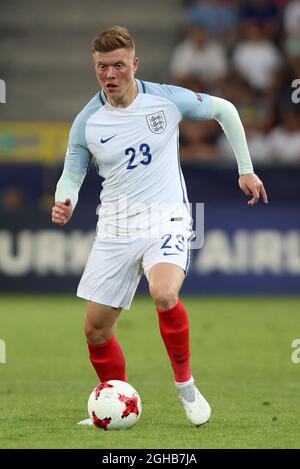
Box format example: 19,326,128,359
52,113,92,226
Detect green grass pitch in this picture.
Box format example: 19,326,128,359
0,295,299,449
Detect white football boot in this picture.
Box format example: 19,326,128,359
177,378,211,426
77,418,94,426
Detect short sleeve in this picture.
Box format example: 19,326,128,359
143,81,214,121
63,114,92,175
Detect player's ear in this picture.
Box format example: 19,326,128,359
133,57,139,74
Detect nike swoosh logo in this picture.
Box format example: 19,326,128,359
173,353,186,358
100,135,116,144
163,252,180,256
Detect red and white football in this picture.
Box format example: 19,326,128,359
87,380,142,430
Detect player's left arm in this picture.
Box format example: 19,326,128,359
157,84,268,206
211,96,268,206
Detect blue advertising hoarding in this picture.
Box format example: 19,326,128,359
0,201,299,295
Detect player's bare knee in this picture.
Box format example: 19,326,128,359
84,322,113,344
84,302,121,342
150,284,178,310
84,315,114,344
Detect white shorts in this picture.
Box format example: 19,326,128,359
77,220,194,310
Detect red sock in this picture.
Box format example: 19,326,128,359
156,300,191,383
88,336,127,383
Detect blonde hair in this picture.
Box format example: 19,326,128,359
92,26,135,54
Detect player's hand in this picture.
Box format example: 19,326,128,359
238,173,268,206
51,198,73,225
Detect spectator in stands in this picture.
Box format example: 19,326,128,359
266,106,300,164
231,19,282,93
240,0,282,41
179,119,220,164
170,25,228,85
186,0,238,44
283,0,300,60
263,66,296,131
284,0,300,36
176,2,300,167
284,32,300,59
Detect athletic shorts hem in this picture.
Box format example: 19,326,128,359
143,258,188,280
76,291,131,310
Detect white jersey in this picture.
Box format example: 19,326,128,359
63,80,214,236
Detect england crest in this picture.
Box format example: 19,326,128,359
146,111,167,134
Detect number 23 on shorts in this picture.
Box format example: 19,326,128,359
160,233,185,256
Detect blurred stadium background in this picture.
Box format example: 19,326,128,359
1,0,300,449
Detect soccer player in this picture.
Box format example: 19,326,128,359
52,26,268,426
